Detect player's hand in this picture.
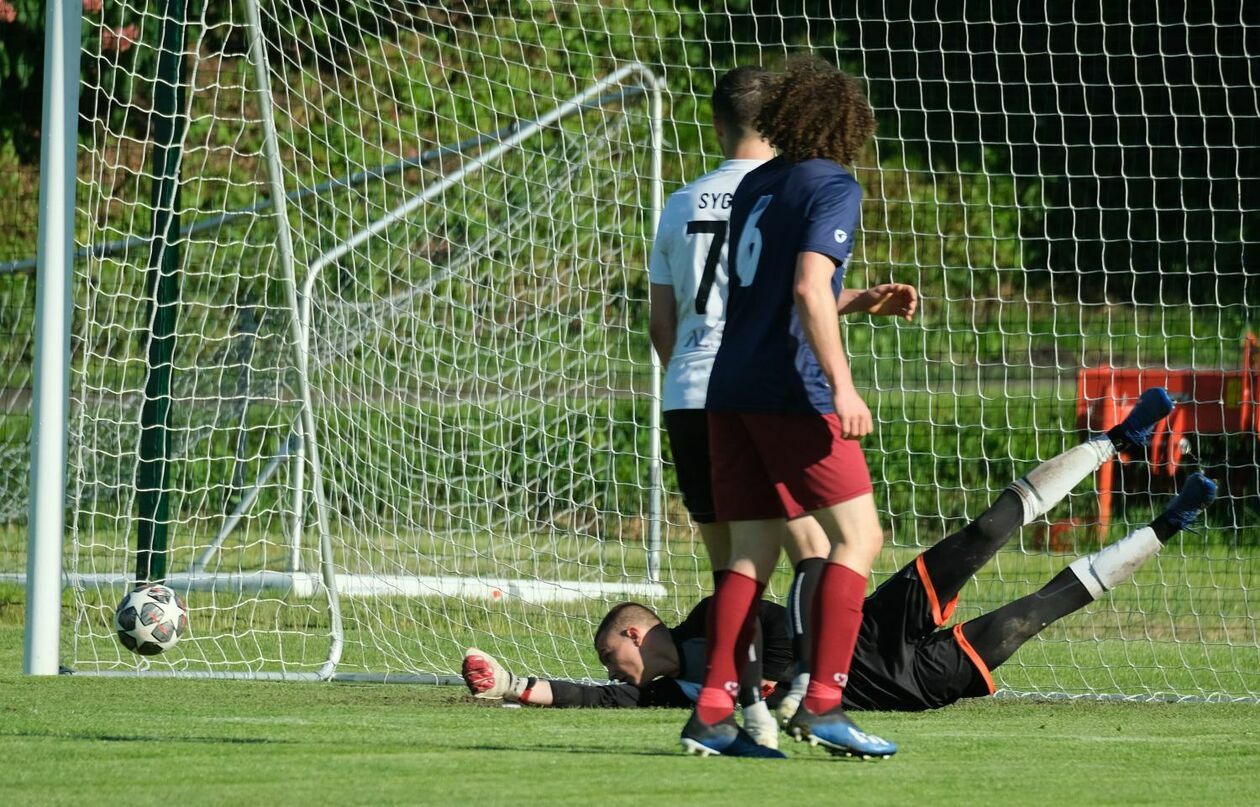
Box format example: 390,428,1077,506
863,283,918,321
833,386,873,439
462,647,513,699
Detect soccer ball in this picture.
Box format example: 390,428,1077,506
114,584,188,656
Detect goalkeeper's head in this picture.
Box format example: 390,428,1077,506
712,65,773,158
593,602,676,686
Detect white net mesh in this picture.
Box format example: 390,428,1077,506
9,2,1256,698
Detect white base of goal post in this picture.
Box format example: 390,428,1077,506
1,572,666,604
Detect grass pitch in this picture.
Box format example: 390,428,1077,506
1,625,1257,806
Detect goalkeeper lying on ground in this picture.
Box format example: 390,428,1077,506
464,388,1217,714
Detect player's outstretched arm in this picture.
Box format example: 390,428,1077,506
837,283,918,321
463,648,667,708
462,647,555,706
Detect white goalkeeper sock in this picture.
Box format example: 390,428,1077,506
775,673,809,726
742,700,780,750
787,672,809,702
1008,440,1116,525
1068,526,1163,599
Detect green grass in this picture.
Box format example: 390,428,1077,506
0,624,1257,805
4,517,1258,699
3,530,1259,805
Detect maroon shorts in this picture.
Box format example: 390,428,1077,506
708,411,874,521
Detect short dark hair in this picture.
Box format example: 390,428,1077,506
755,55,875,164
593,601,662,647
712,66,772,136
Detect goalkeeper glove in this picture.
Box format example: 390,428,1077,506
462,647,534,702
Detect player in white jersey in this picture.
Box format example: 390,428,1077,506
647,67,917,753
648,68,795,751
649,67,801,576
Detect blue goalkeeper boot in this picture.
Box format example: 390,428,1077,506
1102,387,1174,453
1161,472,1218,531
680,710,787,758
786,703,897,760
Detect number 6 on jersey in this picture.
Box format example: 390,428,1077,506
733,194,773,287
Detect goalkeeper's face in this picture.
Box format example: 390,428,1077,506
596,629,648,686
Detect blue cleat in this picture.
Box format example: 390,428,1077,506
786,704,897,760
680,710,787,758
1103,387,1175,452
1161,472,1218,530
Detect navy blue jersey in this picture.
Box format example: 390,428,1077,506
706,157,861,414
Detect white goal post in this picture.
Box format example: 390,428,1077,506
16,2,1258,701
26,2,671,681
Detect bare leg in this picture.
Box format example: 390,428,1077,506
698,521,731,589
782,516,829,566
809,492,884,575
727,519,783,584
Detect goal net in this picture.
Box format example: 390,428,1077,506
19,2,1258,698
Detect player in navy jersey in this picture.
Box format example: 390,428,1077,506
648,65,812,750
648,67,916,752
464,390,1216,725
683,56,911,759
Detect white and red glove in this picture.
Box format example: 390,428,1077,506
462,647,532,702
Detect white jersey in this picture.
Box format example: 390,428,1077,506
648,159,765,410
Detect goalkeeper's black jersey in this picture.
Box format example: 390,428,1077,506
547,598,793,709
545,561,994,712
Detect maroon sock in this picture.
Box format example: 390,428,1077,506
695,570,764,725
803,562,867,715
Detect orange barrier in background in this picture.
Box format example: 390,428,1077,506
1074,334,1258,539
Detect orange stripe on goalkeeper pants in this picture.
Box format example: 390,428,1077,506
915,554,959,627
952,624,997,695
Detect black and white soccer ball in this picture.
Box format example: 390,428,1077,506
114,584,188,656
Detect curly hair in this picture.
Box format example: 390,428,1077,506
755,55,875,165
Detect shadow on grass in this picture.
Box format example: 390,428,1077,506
457,742,678,757
456,741,858,763
0,729,294,745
